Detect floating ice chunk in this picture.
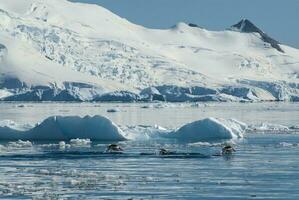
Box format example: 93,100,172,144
68,179,81,187
59,141,70,149
38,141,72,150
37,169,50,175
7,140,33,148
0,144,6,151
153,103,175,109
279,142,297,147
249,123,289,132
123,125,169,140
168,118,246,142
139,103,180,109
70,138,91,147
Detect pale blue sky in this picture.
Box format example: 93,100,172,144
71,0,299,48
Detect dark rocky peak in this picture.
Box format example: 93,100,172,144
231,19,262,33
230,19,284,53
188,23,204,29
188,23,199,28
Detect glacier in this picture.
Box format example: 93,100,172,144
0,0,298,102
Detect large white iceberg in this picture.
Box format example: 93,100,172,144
0,115,126,141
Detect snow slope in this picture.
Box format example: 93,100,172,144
0,0,298,102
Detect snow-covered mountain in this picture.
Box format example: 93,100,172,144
0,0,299,102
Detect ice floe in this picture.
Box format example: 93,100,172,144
278,142,298,147
37,141,71,150
7,140,33,148
248,122,290,133
122,125,169,141
70,138,91,147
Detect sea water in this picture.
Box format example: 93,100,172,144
0,102,298,199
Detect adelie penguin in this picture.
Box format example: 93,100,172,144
221,145,236,155
159,148,175,155
106,144,124,153
159,148,169,155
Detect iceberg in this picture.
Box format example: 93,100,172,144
124,118,247,142
0,115,247,142
167,118,246,142
0,115,126,141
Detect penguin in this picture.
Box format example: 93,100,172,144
159,148,174,155
222,145,236,155
106,144,123,153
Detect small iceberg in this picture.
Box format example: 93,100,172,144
167,118,246,142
